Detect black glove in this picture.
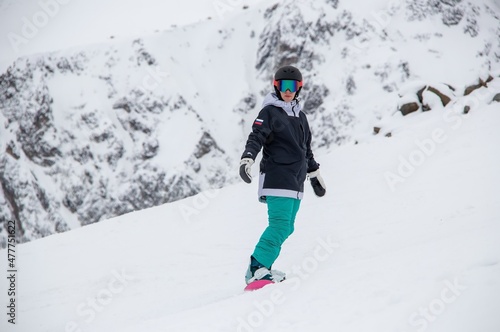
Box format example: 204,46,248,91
239,158,254,183
308,170,326,197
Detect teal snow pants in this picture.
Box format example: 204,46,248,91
252,196,301,268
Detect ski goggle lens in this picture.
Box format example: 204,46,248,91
274,79,302,93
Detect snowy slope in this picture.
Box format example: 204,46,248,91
1,0,500,329
0,0,262,71
2,0,500,247
1,95,499,331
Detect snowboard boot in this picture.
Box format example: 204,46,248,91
270,269,286,283
245,256,273,285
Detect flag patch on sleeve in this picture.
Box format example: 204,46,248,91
254,118,264,126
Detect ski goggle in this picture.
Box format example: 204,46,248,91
274,79,303,93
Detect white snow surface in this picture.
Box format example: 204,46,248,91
1,99,500,331
1,0,500,242
1,0,500,330
0,0,262,71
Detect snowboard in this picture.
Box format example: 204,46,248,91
244,279,274,291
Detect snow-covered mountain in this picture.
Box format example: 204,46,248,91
0,84,499,331
0,0,225,68
1,0,500,246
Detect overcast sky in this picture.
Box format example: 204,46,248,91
0,0,252,69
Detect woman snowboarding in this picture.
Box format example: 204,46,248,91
239,65,326,285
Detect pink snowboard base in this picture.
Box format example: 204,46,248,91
244,279,274,291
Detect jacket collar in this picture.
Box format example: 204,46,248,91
262,93,302,117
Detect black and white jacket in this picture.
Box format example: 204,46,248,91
241,93,319,202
